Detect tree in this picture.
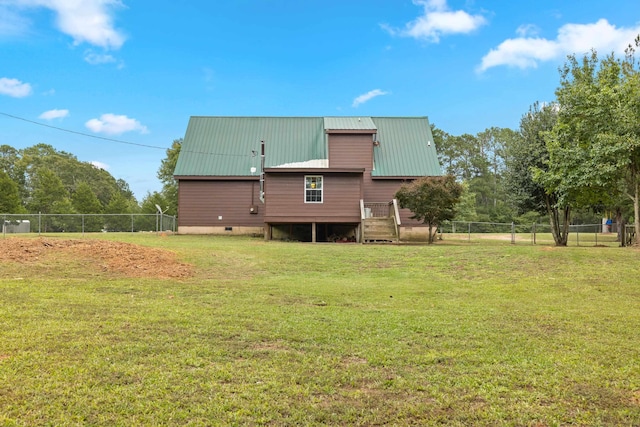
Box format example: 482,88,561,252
539,40,640,245
72,182,103,231
505,102,570,246
395,175,463,244
0,170,22,213
434,125,517,223
28,168,69,214
475,127,518,219
157,139,181,216
453,181,478,222
0,144,27,202
72,182,103,214
104,192,136,231
619,38,640,242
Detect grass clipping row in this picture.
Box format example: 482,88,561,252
0,237,192,279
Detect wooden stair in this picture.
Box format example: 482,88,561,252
362,217,398,243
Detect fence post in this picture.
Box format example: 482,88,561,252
468,222,471,242
82,214,85,237
2,214,5,238
38,212,41,235
131,214,134,234
595,228,598,246
532,223,536,245
576,227,579,247
511,222,515,244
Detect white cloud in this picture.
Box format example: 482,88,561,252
2,0,126,49
85,113,149,135
383,0,487,43
39,108,69,120
91,161,109,170
83,50,117,65
516,24,539,38
352,89,389,108
478,19,640,72
0,77,32,97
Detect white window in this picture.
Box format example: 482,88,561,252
305,176,323,203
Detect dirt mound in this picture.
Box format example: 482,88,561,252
0,237,192,279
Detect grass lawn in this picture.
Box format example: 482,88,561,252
1,234,639,426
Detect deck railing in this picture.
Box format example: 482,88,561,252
363,202,392,218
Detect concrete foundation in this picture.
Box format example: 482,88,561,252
178,226,264,236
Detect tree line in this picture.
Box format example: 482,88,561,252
0,140,181,231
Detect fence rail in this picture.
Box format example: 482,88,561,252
440,221,636,247
2,213,176,236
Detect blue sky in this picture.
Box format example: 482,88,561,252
1,0,639,199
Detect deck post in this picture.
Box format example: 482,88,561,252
311,222,316,243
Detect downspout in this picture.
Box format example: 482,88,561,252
360,199,366,243
259,140,265,203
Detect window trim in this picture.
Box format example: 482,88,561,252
304,175,323,204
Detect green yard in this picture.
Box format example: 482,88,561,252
1,234,639,426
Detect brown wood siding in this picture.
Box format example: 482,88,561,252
178,180,264,227
329,134,373,169
264,172,362,223
329,133,380,202
327,134,424,226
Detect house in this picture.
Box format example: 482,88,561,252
173,116,442,242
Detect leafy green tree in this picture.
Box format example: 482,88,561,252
539,40,640,244
104,192,134,231
619,38,640,241
0,144,27,203
453,181,478,222
434,125,516,223
0,170,22,213
116,179,136,201
157,139,181,216
72,182,103,231
505,102,570,246
395,175,463,244
72,182,103,214
50,198,78,232
29,168,69,214
475,127,518,219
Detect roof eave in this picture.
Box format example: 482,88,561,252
264,167,365,174
324,129,376,134
175,175,259,181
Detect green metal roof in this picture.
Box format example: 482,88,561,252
371,117,442,177
324,117,376,131
174,116,442,177
174,117,325,177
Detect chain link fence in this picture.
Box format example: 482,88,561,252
2,213,176,236
439,221,636,247
3,213,637,246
